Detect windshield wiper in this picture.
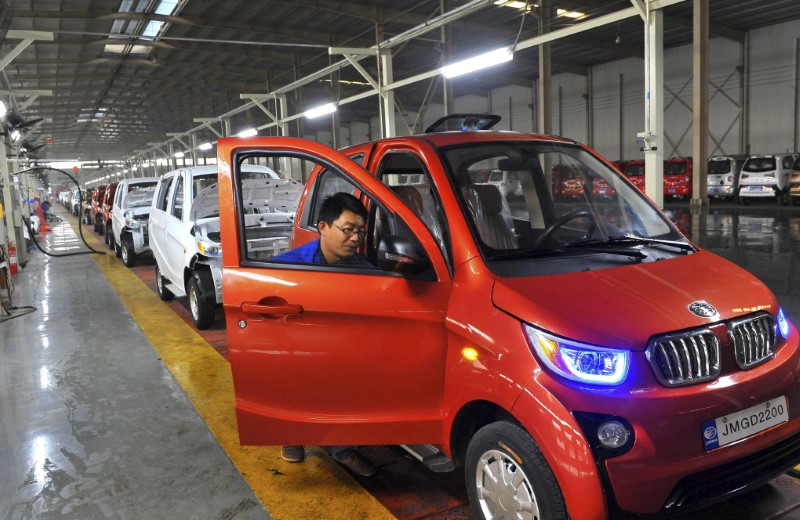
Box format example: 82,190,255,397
489,247,647,261
568,235,695,253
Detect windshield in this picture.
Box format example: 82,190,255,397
441,141,684,265
126,183,158,208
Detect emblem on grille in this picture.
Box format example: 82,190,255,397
689,301,718,318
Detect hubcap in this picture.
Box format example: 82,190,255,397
475,449,539,520
189,285,199,319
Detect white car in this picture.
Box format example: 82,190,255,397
738,153,799,205
706,155,747,201
110,177,160,267
149,164,302,329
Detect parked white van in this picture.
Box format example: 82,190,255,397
149,164,302,329
738,153,799,205
110,177,160,267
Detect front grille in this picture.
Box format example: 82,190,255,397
728,313,776,369
664,429,800,511
647,330,720,387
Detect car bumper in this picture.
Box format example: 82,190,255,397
537,326,800,514
739,185,778,197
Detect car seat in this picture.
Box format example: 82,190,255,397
463,184,517,250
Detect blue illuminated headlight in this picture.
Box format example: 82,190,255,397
777,307,790,339
524,324,630,385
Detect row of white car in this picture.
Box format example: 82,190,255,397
707,152,800,205
95,165,303,330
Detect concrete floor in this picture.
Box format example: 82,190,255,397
2,200,800,520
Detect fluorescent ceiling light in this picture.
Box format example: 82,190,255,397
557,8,585,19
237,128,258,138
494,0,535,12
174,151,185,158
198,142,213,151
0,101,6,120
441,47,513,79
304,103,337,119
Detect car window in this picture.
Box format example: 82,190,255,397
234,151,433,279
375,152,449,264
171,174,184,220
155,176,174,211
783,156,796,169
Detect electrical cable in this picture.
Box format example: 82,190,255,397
13,166,107,257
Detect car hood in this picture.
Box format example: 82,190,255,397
191,178,303,220
491,251,776,351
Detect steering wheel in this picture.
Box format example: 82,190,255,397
532,210,597,249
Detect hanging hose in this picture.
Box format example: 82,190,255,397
13,166,107,257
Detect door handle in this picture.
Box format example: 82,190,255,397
241,301,304,316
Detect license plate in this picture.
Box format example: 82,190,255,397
667,188,676,194
747,185,763,192
702,395,788,450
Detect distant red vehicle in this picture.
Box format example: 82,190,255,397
623,160,646,193
91,185,107,233
664,157,693,200
551,164,585,200
102,182,119,248
592,177,616,199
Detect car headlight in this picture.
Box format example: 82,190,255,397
197,240,222,257
124,212,140,229
524,324,630,385
778,307,791,340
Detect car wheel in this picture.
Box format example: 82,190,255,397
779,189,790,206
105,226,114,249
155,264,174,301
466,421,567,520
188,276,214,330
121,236,137,267
793,198,800,206
114,235,122,258
737,192,750,206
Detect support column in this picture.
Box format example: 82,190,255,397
538,0,553,135
381,51,396,138
692,0,709,207
643,4,665,208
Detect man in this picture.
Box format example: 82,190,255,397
271,192,376,477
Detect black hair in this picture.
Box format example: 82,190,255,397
318,192,368,225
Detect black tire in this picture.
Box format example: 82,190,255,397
737,191,750,206
114,234,122,258
466,421,567,520
121,235,137,267
779,189,790,206
188,275,215,330
105,225,114,249
155,264,174,301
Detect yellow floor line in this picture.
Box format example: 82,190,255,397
66,217,395,520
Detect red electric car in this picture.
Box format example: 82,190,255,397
217,115,800,519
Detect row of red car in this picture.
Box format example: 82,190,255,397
551,158,693,201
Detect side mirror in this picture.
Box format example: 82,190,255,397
377,235,430,277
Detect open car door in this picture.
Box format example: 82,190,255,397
217,137,452,447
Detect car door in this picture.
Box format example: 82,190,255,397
158,171,189,287
149,174,174,277
218,137,452,447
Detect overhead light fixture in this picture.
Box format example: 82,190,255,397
174,151,185,158
557,8,586,19
440,47,513,79
237,128,258,138
493,0,535,12
304,103,337,119
0,101,6,121
198,142,213,151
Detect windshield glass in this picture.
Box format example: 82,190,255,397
441,141,683,264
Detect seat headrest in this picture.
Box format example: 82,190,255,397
468,184,503,215
392,185,424,217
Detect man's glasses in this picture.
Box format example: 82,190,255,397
333,223,367,238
